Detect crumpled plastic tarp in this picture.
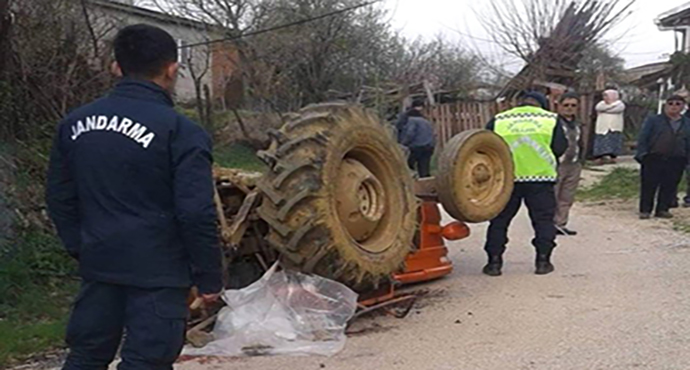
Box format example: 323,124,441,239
182,263,358,357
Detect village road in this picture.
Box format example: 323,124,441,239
179,198,690,370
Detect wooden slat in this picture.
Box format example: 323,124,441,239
428,100,497,148
439,105,446,151
446,104,453,142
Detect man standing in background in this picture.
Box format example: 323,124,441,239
554,92,584,236
396,100,425,142
636,95,690,219
401,102,436,178
673,89,690,208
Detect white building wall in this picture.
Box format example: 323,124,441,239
89,3,213,103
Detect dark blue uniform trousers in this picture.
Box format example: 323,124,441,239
63,281,188,370
485,182,557,257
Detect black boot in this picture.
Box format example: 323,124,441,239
535,253,554,275
482,255,503,276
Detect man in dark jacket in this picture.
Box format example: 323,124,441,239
396,99,424,142
678,94,690,207
46,24,223,370
635,95,690,219
401,105,435,177
484,91,567,276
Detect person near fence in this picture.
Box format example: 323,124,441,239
593,89,626,165
396,99,424,142
554,92,585,236
401,104,435,178
672,89,690,208
484,91,567,276
46,24,223,370
635,95,690,219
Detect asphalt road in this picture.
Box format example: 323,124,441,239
178,201,690,370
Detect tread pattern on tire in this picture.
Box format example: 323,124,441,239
257,104,417,290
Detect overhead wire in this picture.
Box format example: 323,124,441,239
179,0,382,49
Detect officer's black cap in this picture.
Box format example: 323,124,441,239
519,91,549,110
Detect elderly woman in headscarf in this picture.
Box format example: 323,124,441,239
593,89,626,164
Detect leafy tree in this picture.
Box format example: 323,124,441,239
670,51,690,90
577,43,626,90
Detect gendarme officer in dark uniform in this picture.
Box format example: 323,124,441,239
46,24,223,370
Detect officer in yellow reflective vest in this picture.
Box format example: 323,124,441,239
484,91,568,276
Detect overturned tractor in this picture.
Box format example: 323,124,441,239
210,103,514,294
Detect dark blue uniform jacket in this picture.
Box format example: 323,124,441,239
46,78,222,294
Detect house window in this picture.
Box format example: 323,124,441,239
178,39,192,66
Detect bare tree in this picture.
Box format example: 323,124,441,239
670,52,690,91
477,0,636,95
243,1,484,109
577,43,626,90
0,0,115,232
183,43,214,134
1,0,113,141
478,0,635,62
144,0,269,107
387,35,484,94
146,0,487,113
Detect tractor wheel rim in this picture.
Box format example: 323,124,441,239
336,158,386,244
463,150,504,203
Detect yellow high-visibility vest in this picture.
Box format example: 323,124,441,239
494,106,558,182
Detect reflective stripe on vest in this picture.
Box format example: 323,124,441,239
494,106,558,182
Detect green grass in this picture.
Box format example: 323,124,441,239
214,143,266,172
578,168,640,201
0,230,78,368
575,167,690,235
0,284,76,368
0,142,80,367
178,107,273,173
430,151,439,176
673,220,690,234
0,139,264,367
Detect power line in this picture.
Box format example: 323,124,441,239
437,23,504,45
450,30,502,45
180,0,381,49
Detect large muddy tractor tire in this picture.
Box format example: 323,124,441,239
256,103,417,291
437,129,514,223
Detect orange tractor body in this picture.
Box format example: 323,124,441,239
394,201,469,285
357,200,470,308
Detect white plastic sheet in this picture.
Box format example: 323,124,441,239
183,263,358,357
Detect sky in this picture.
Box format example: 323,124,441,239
385,0,685,71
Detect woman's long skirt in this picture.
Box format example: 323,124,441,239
593,131,624,158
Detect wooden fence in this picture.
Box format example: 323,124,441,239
425,101,497,150
425,94,598,155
